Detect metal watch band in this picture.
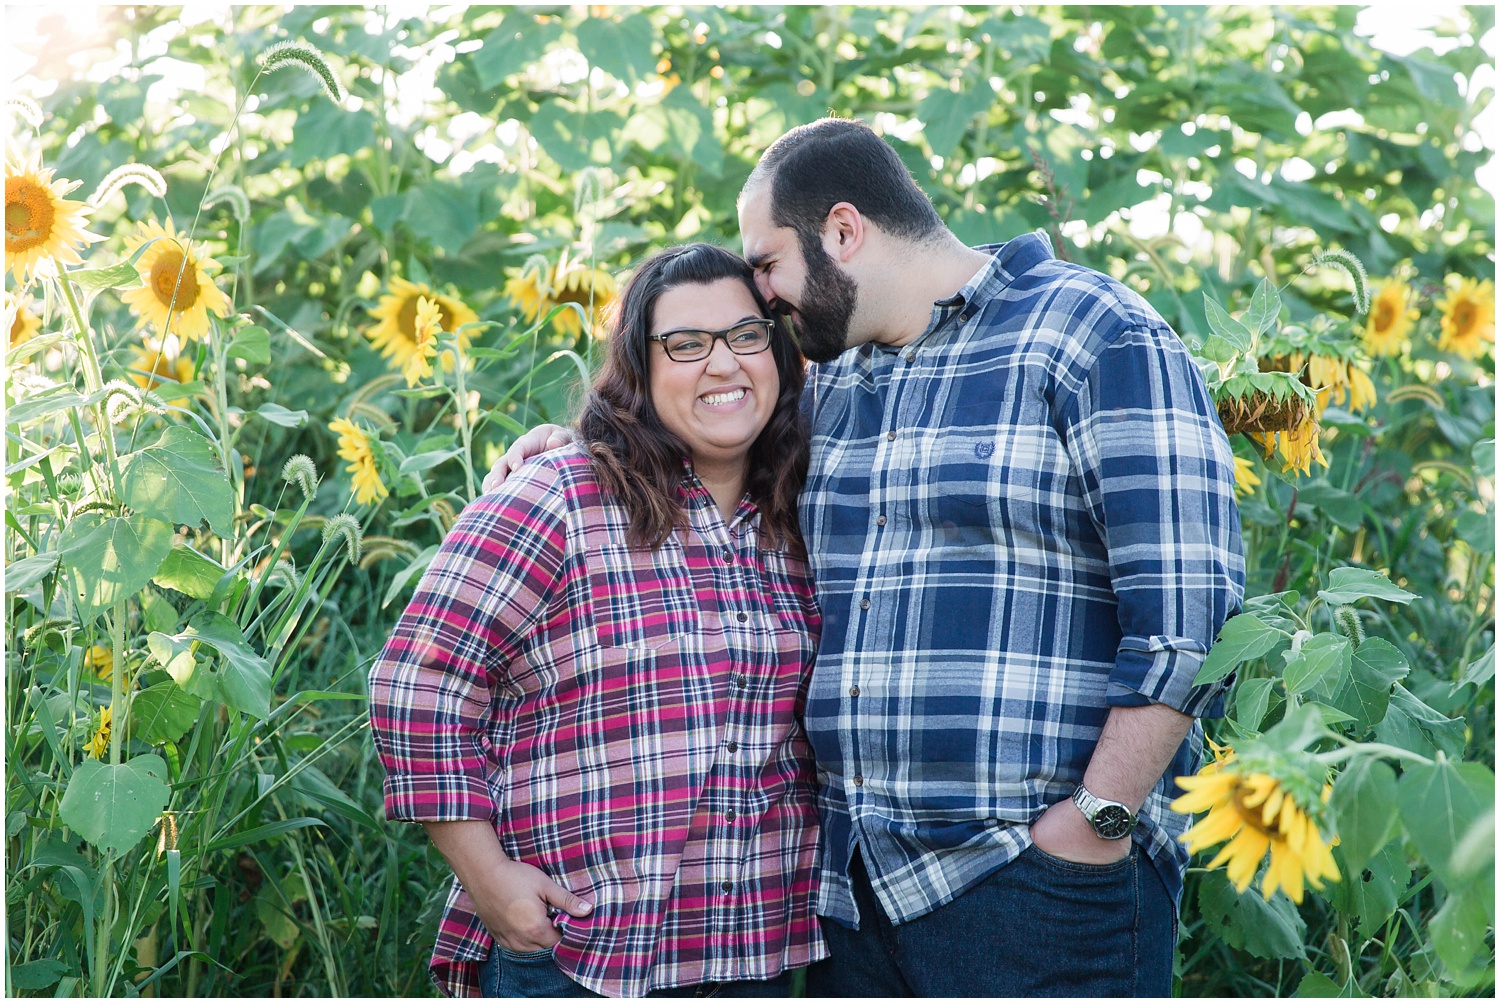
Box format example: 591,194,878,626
1071,784,1139,840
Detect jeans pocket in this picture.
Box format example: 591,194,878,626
1026,842,1135,876
498,946,557,963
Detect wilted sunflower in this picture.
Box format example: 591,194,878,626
329,417,388,505
1363,279,1418,357
367,276,478,373
1232,455,1261,497
1435,276,1495,359
1172,742,1340,904
402,296,443,387
6,290,42,346
1250,414,1328,477
505,253,618,338
126,339,195,404
83,644,114,682
5,152,103,283
87,705,112,760
120,219,232,342
1346,364,1376,413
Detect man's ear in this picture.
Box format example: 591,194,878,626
821,202,865,263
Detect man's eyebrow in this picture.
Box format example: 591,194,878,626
745,252,772,269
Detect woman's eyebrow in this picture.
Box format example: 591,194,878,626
655,315,763,336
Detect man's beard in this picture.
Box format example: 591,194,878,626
790,241,858,364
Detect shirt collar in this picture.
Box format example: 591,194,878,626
677,460,760,531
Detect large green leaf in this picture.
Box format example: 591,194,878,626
58,514,175,617
5,551,59,593
575,12,656,85
918,84,995,160
1282,634,1350,696
1323,638,1408,732
1194,613,1285,685
148,611,271,720
58,755,171,857
1374,684,1467,760
1330,758,1397,873
1329,841,1412,942
152,545,231,600
1317,568,1419,606
1396,759,1494,885
122,426,235,537
475,14,564,89
1197,870,1306,959
1430,882,1493,986
131,682,203,745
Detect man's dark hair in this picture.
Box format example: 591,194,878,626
750,117,943,255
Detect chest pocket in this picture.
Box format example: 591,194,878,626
585,540,700,649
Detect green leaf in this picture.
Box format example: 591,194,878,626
381,543,439,608
1317,568,1419,606
152,545,230,600
58,755,171,857
475,14,564,89
1330,840,1411,941
130,682,202,745
1375,684,1467,760
1283,634,1350,696
1430,883,1493,984
8,959,71,991
631,88,722,176
1195,613,1285,685
575,12,656,85
58,514,175,618
5,386,110,426
251,403,309,428
69,259,143,292
1454,644,1494,693
288,764,381,830
139,587,179,633
1292,972,1362,997
1203,295,1253,353
398,447,463,475
1397,759,1494,885
918,84,995,159
201,817,326,853
1453,509,1494,554
1331,758,1398,873
1242,279,1282,337
148,611,272,720
122,427,235,537
1197,870,1306,959
5,551,59,592
226,326,271,366
1297,483,1364,532
1323,638,1408,732
1233,677,1278,733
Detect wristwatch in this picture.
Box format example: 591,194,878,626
1071,784,1139,840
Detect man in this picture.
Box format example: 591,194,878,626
486,117,1244,996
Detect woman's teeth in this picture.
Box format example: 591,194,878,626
700,389,746,406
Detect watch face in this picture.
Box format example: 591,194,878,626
1093,805,1135,840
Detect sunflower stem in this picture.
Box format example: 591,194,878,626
1316,739,1433,768
57,273,125,494
449,340,478,503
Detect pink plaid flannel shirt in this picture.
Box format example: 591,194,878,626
368,444,825,997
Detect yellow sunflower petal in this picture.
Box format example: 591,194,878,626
5,151,104,283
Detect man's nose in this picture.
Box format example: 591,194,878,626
753,271,776,305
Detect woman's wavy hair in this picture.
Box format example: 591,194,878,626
578,242,809,552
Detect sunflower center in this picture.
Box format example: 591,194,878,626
150,249,201,311
1372,299,1395,332
5,179,55,252
1453,302,1475,336
1231,785,1282,837
397,295,450,337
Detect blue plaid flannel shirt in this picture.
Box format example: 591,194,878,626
798,232,1245,928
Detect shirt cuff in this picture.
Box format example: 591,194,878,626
1108,634,1227,718
381,772,496,822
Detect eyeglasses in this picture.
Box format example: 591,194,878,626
648,319,776,362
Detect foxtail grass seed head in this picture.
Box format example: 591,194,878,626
1313,249,1370,316
281,453,319,499
23,617,73,651
574,167,607,216
87,163,167,207
156,811,179,857
322,512,363,564
265,557,303,591
258,40,344,103
7,95,44,129
72,499,122,517
104,378,150,423
202,185,251,226
1333,605,1365,645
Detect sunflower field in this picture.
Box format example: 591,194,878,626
3,5,1494,998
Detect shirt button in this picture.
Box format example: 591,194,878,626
725,809,736,822
726,741,739,753
722,549,734,564
736,674,747,688
876,515,887,526
853,775,864,788
850,685,860,697
886,430,897,441
721,881,733,893
860,598,870,610
736,611,748,623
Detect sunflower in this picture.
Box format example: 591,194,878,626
1346,364,1376,413
1172,743,1340,904
1301,353,1349,416
87,704,112,760
1232,455,1261,498
1435,276,1495,359
119,219,232,342
505,253,618,338
4,152,103,283
366,276,478,373
1250,413,1328,477
6,290,42,346
402,296,443,387
83,644,114,682
125,338,196,405
329,417,388,505
1363,279,1418,357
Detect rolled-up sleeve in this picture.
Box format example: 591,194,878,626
368,463,568,821
1061,323,1245,718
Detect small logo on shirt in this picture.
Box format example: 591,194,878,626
974,441,995,460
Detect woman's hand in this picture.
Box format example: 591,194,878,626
422,820,593,953
481,424,576,493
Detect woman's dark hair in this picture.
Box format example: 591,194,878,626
749,117,943,260
578,243,809,552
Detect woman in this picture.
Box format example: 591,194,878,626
368,243,825,998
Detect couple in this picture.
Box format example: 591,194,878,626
368,118,1245,998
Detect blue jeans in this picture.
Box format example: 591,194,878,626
478,944,795,998
806,845,1176,997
